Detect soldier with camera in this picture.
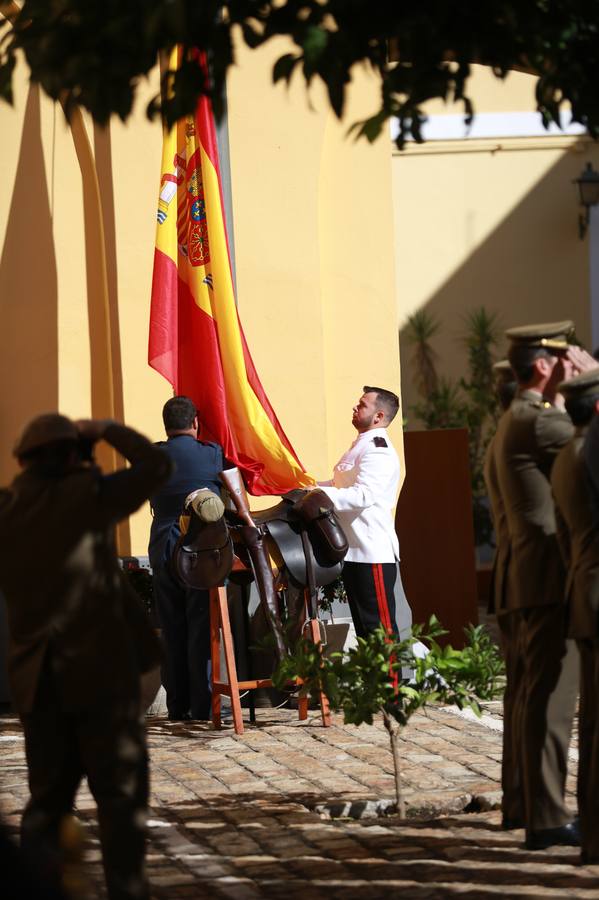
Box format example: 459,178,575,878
0,414,171,899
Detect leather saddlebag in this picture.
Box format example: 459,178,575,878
173,489,234,589
293,489,348,564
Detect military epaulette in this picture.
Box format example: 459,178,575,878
373,436,388,448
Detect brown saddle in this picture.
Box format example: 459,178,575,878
172,489,234,590
228,489,348,591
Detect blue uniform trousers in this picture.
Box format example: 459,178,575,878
153,564,211,720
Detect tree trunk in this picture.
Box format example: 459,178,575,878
383,710,405,818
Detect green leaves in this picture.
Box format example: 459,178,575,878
273,617,503,815
273,53,299,85
273,616,504,730
349,110,389,144
302,25,328,71
0,39,15,105
1,1,598,146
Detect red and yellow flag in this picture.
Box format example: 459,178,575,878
149,49,312,495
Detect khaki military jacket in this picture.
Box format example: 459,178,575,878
552,427,599,639
492,389,574,610
0,423,172,714
483,436,511,615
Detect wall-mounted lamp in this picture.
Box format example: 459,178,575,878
574,162,599,240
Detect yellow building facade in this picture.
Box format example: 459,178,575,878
0,40,401,555
3,47,595,554
394,65,599,423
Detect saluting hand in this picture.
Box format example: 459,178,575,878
74,419,115,443
565,345,599,376
545,346,599,408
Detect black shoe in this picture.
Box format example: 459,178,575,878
502,816,524,830
525,821,580,850
168,712,191,721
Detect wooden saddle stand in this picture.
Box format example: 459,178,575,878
209,583,330,735
172,469,348,736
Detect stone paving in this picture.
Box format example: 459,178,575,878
1,697,597,899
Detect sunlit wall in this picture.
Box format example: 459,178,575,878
393,65,599,425
0,40,401,554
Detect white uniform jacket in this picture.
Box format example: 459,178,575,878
318,427,400,564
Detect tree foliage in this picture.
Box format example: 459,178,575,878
1,2,599,147
274,618,504,815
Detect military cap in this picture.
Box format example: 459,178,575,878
13,413,78,457
558,367,599,398
505,320,574,349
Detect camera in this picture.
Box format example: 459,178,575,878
77,437,95,463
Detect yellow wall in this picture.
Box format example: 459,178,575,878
226,38,401,482
0,61,173,554
0,42,401,554
393,66,599,424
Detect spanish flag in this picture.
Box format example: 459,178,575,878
149,49,312,495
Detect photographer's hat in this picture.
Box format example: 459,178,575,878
14,413,78,457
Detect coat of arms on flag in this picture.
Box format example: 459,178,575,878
149,49,313,495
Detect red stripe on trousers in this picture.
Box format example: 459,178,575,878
372,564,392,632
372,564,398,691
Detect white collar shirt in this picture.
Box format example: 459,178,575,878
318,427,400,563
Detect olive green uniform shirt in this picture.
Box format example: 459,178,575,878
484,435,511,615
492,389,574,610
552,427,599,639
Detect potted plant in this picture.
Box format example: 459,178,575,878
318,576,352,655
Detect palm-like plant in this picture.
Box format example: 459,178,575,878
411,377,468,430
460,308,500,420
405,306,503,547
404,310,440,399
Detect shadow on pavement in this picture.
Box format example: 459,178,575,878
137,794,599,899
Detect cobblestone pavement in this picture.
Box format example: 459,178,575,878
1,698,597,899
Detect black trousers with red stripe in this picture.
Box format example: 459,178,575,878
342,561,399,639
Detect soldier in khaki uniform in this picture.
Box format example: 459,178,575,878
484,360,519,827
492,322,596,849
552,370,599,864
0,415,172,899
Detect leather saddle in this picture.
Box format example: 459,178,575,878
228,489,348,590
173,489,234,590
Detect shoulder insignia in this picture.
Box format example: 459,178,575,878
373,436,388,448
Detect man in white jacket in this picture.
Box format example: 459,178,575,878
318,386,411,638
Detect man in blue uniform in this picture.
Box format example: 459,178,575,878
149,396,224,721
